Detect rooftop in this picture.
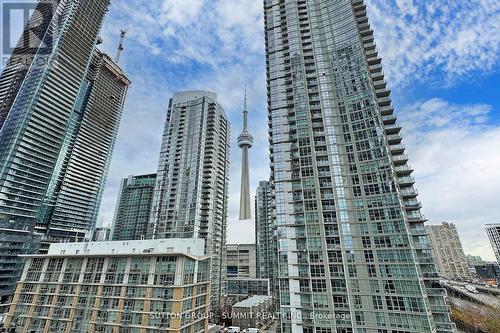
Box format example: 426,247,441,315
29,238,206,258
233,295,273,308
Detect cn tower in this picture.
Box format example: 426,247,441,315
237,87,253,220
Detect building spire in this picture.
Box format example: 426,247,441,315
237,84,254,220
243,85,248,131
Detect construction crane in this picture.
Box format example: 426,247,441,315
115,30,126,63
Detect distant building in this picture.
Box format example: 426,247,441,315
474,263,500,283
148,91,230,314
427,222,470,279
92,226,111,241
465,255,484,274
226,244,256,278
486,223,500,264
255,181,277,290
226,278,270,304
231,296,274,330
111,173,156,240
466,255,484,267
3,239,210,332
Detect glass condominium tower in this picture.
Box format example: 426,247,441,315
0,0,128,307
255,180,278,290
111,173,157,241
264,0,454,332
148,91,230,315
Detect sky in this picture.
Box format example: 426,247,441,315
5,0,498,260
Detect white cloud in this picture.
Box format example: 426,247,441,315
95,1,499,253
160,0,204,25
398,98,500,260
365,0,500,86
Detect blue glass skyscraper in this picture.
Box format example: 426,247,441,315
0,0,129,309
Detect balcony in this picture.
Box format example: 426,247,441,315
404,201,422,210
369,63,382,73
390,143,405,153
375,88,390,98
427,288,446,296
430,304,451,313
400,187,418,198
384,123,401,134
398,176,415,186
394,164,413,175
410,227,428,236
392,153,408,163
378,96,391,106
371,71,384,81
373,78,386,90
407,214,427,223
379,105,394,116
382,114,397,124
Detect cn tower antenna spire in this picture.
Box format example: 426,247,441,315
238,85,254,220
243,85,248,131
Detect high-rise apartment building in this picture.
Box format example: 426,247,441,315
3,239,210,333
0,225,40,311
427,223,470,280
255,181,277,287
37,49,130,243
111,173,156,240
264,0,454,332
486,224,500,264
0,0,125,309
148,91,230,315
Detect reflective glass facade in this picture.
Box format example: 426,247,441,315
111,173,157,241
486,224,500,264
264,0,455,332
37,50,130,243
148,91,230,316
0,0,125,309
255,180,278,294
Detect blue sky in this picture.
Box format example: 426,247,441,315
92,0,500,259
4,0,498,260
95,0,500,260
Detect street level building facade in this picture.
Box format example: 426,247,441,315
148,91,230,315
111,173,157,241
486,223,500,264
264,0,454,331
3,239,210,333
427,223,470,280
0,0,124,309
